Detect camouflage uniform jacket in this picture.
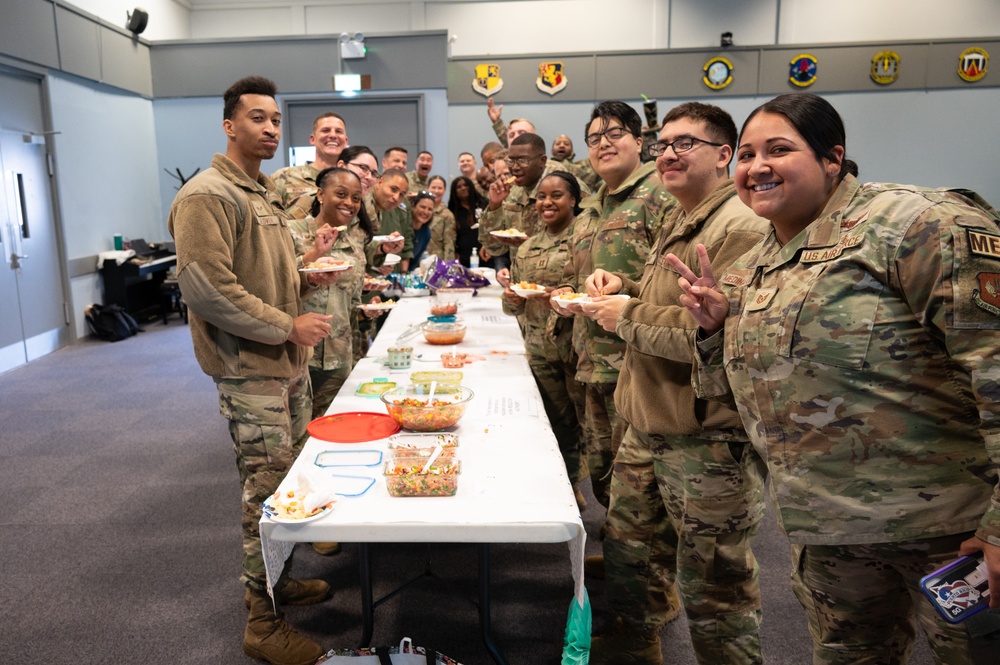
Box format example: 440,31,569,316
406,170,430,196
289,215,365,372
504,222,576,360
479,161,589,258
365,191,414,264
271,163,319,221
695,175,1000,546
168,154,310,379
559,161,675,383
615,179,768,438
427,203,457,261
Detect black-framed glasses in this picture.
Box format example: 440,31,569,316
504,154,544,168
348,162,379,178
647,136,724,157
584,126,634,148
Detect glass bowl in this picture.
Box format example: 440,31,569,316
422,320,467,345
380,383,474,431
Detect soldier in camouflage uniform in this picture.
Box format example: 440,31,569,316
501,171,587,488
168,77,334,665
580,104,770,665
551,133,602,193
364,169,413,272
271,111,348,220
288,168,368,418
480,134,590,269
552,101,676,511
672,93,1000,665
427,175,457,262
486,97,535,148
405,150,433,196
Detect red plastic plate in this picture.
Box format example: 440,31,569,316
308,411,401,443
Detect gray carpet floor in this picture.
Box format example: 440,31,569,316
0,319,934,664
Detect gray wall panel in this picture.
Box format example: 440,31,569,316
341,34,447,90
0,0,59,69
151,40,339,98
100,29,152,97
150,32,448,99
55,6,102,82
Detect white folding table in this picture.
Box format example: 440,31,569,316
260,292,586,664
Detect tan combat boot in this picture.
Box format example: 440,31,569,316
311,542,342,555
244,577,330,609
588,618,662,665
244,590,326,665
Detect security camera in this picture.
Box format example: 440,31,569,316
721,31,733,48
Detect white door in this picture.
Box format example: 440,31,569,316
0,67,69,375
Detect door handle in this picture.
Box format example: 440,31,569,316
11,252,28,268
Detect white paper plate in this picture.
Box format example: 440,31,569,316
490,230,527,239
373,234,401,243
262,501,333,524
511,285,547,298
383,253,401,266
359,302,396,312
300,262,351,273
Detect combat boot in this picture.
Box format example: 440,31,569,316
311,542,342,555
584,555,605,579
588,618,662,665
244,589,326,665
244,577,330,609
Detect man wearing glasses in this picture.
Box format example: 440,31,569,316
551,100,681,631
272,111,349,220
577,103,770,665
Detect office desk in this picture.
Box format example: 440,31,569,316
260,294,585,664
100,253,177,319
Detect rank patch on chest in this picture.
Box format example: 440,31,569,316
973,272,1000,316
968,230,1000,261
746,287,777,311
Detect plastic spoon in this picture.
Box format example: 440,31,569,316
421,443,444,474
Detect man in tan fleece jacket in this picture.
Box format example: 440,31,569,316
168,76,337,665
580,103,770,665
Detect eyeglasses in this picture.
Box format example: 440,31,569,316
348,162,379,178
584,126,634,148
504,154,544,168
646,136,724,157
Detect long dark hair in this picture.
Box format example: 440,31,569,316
311,167,373,242
447,176,486,227
741,93,858,181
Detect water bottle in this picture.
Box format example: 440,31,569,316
470,250,479,269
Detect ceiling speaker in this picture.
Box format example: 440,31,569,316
126,8,148,35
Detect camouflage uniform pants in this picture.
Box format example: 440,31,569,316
309,364,351,419
216,371,312,592
790,532,995,665
528,354,586,483
603,427,767,665
583,381,627,507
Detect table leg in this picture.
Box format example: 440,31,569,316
359,543,374,647
478,544,509,665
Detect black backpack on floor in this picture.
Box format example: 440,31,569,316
85,303,141,342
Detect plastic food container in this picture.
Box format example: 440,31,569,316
387,433,459,460
435,287,474,304
383,457,462,497
429,296,459,316
380,384,474,431
440,352,467,368
422,321,467,345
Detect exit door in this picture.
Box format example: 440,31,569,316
0,68,68,375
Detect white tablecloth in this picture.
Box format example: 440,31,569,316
260,289,587,606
